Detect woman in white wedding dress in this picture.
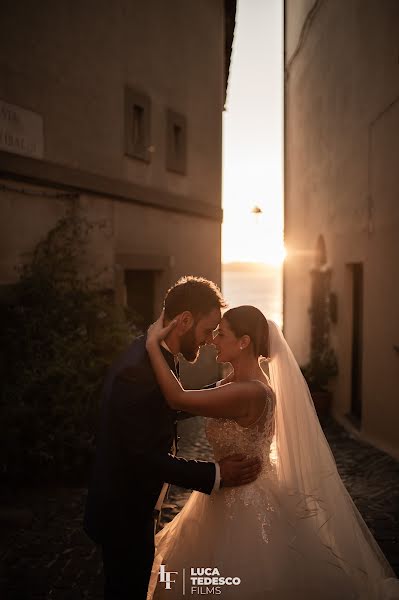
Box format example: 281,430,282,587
145,306,398,600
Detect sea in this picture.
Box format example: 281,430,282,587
221,262,283,327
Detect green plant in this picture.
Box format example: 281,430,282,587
301,266,338,393
301,347,338,392
0,210,140,483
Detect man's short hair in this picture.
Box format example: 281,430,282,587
163,276,227,320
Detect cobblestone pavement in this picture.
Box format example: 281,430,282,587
1,417,398,599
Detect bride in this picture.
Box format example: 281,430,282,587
145,305,398,599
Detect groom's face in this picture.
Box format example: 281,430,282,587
179,307,221,363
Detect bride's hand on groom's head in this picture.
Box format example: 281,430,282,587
146,310,178,348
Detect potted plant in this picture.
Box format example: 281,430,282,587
301,347,338,422
300,250,338,423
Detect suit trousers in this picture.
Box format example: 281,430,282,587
101,516,155,600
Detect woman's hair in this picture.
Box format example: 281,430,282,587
164,275,227,320
223,305,270,359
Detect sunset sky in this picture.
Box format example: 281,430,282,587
222,0,284,266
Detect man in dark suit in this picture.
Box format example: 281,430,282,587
84,276,262,599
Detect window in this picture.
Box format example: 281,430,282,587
132,105,144,147
124,269,156,329
166,109,187,175
124,87,151,162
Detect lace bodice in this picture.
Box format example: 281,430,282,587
205,382,276,468
205,382,277,542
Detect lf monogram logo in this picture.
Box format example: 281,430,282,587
159,565,178,590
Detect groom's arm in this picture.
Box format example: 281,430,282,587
175,409,194,421
176,381,222,489
175,382,221,487
146,451,216,494
112,374,216,494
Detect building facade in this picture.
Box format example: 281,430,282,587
0,0,236,383
284,0,399,457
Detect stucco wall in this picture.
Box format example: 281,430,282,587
0,0,223,206
284,0,399,456
0,0,225,286
0,0,227,386
285,0,319,62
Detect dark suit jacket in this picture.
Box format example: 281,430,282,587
83,334,216,544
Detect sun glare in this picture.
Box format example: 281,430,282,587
263,244,286,267
222,224,286,267
247,245,286,267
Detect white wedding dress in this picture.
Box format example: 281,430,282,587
147,321,399,600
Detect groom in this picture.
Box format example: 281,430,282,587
84,276,262,599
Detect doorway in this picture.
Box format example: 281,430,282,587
124,269,156,329
349,263,364,424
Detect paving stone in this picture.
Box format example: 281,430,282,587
0,416,398,599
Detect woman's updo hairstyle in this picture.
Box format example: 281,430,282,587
223,305,270,360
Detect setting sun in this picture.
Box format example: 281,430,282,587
221,204,285,267
264,243,286,266
222,241,286,267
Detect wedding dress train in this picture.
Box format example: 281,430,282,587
147,321,398,599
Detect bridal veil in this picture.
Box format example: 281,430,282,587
267,319,398,599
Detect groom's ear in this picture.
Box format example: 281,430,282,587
175,311,194,334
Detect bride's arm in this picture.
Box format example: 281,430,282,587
219,370,234,385
147,339,263,418
146,314,263,419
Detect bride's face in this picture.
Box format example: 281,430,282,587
213,318,241,363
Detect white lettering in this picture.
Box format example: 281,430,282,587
190,567,220,576
189,567,241,588
0,106,18,124
190,587,222,595
0,100,43,158
158,565,178,590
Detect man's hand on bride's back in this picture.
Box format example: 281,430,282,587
219,454,262,487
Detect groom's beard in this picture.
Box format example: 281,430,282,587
180,327,200,363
